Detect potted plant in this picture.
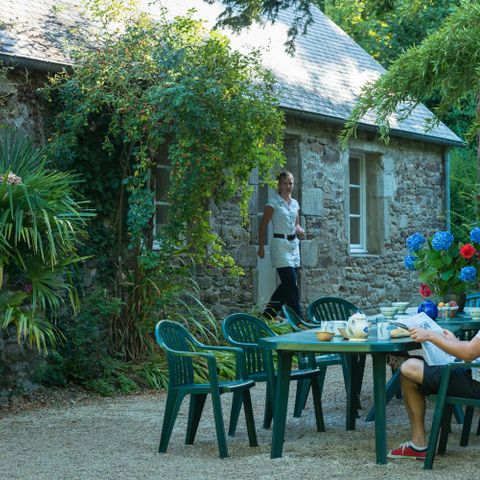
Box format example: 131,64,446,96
404,229,480,311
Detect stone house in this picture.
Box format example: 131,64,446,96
0,0,463,319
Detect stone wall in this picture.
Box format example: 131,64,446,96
0,69,48,143
208,115,447,317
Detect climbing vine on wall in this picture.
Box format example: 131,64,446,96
43,5,285,358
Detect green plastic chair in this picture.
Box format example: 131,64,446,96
222,313,326,434
307,296,361,325
155,320,258,458
307,297,365,411
424,362,480,469
281,304,317,330
282,304,347,415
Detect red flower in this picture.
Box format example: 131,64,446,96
460,243,476,260
419,283,432,298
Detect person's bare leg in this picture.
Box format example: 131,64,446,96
400,358,427,447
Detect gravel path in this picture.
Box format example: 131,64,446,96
1,359,479,480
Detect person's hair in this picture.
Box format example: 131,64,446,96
277,171,294,192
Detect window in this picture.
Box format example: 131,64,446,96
349,154,367,253
347,151,385,255
154,144,171,241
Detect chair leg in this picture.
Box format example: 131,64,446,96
310,373,325,432
228,391,243,436
263,389,273,429
366,368,401,422
242,389,258,447
293,379,310,418
424,397,447,469
210,389,228,458
438,405,454,454
460,406,474,447
159,389,184,453
185,393,207,445
353,354,366,410
391,367,402,399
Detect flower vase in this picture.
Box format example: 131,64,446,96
418,299,438,320
442,292,466,312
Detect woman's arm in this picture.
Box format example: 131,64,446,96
295,212,304,238
257,205,274,258
409,327,480,362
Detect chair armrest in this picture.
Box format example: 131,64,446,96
224,338,261,349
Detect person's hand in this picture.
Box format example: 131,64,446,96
257,246,265,258
408,327,433,343
295,224,305,239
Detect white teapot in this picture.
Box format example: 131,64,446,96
346,312,370,340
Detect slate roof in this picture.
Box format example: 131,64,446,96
0,0,463,146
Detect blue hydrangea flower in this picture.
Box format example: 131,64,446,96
459,266,477,283
404,255,416,271
406,232,426,252
431,231,454,251
470,227,480,244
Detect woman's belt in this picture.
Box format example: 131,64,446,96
273,233,296,241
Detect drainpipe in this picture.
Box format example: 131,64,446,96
444,148,451,230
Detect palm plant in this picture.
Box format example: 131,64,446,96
0,130,94,351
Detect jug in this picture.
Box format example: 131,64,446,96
346,312,370,340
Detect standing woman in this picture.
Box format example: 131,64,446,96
257,171,304,319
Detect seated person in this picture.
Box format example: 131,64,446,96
389,326,480,459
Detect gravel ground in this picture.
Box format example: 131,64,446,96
1,358,480,480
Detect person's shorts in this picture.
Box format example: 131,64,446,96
422,364,480,398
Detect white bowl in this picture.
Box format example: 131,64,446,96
379,306,398,319
391,301,410,314
464,307,480,319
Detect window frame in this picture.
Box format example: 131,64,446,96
153,149,172,250
349,153,367,254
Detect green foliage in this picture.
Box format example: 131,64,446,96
341,1,480,145
409,233,480,297
35,289,143,396
43,4,284,362
449,146,480,241
0,130,94,351
45,7,284,267
324,0,459,66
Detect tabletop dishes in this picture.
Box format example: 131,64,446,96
391,301,410,314
379,306,398,319
315,331,335,341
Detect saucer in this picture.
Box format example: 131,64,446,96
348,338,368,342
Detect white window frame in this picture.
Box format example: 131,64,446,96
349,153,367,254
153,162,171,250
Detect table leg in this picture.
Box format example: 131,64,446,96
270,351,293,459
372,353,387,464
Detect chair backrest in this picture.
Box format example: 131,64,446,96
307,296,359,324
222,313,275,376
281,305,304,331
155,320,196,387
465,292,480,308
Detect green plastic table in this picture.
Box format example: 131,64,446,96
437,313,480,340
259,329,418,464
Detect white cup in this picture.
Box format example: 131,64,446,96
377,322,390,340
322,321,334,333
331,320,347,336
